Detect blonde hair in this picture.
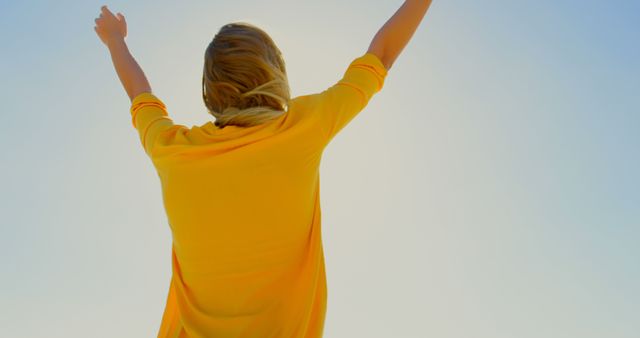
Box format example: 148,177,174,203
202,22,290,128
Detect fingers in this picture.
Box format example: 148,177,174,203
118,13,127,36
98,6,125,23
117,12,127,28
95,5,126,38
101,5,116,18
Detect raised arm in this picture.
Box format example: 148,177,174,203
94,5,186,158
367,0,433,70
94,5,151,102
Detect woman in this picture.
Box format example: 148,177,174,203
94,1,432,337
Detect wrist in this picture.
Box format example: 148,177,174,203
106,35,126,49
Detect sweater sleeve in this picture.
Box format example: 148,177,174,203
314,52,388,143
130,92,184,157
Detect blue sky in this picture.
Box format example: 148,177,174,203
0,1,638,337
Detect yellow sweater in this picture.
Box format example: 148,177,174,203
130,52,387,338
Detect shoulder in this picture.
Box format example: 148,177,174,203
288,93,320,109
279,94,326,134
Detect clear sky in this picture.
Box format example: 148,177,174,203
1,0,638,337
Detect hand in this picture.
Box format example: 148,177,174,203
94,5,127,46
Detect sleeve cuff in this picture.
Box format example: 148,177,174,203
361,52,388,76
349,52,389,91
130,92,168,128
131,91,165,106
